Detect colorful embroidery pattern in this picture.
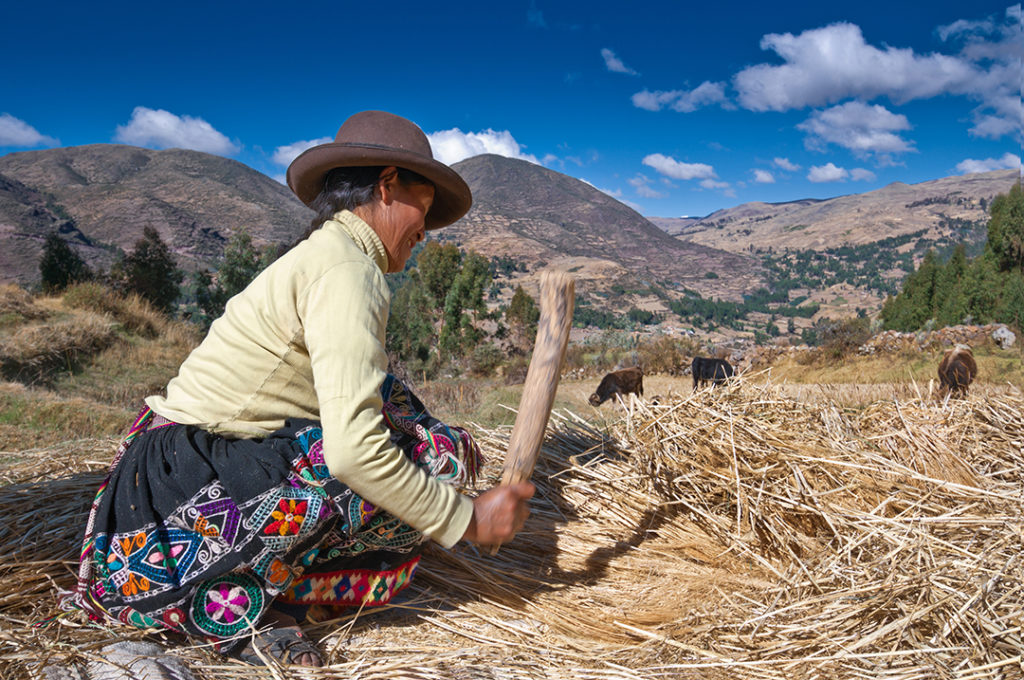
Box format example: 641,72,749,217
277,556,420,607
71,375,481,652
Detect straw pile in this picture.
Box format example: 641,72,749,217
1,378,1021,680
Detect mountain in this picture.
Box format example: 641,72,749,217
0,144,312,285
658,169,1018,253
445,154,765,304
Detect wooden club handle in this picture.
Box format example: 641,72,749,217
490,269,574,553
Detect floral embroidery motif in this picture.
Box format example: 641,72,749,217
205,581,250,624
266,498,307,536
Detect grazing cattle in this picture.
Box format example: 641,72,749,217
938,345,977,397
691,357,733,391
589,366,644,406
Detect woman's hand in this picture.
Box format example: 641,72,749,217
461,482,535,546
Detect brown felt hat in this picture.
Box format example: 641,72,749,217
286,111,472,230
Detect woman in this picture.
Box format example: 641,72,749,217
69,111,535,667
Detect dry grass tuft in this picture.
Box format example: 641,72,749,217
0,312,118,384
1,378,1021,679
0,285,50,326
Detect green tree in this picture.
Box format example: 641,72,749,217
505,285,539,354
439,251,491,356
881,250,940,331
986,182,1024,273
117,226,183,313
995,272,1024,330
39,232,91,293
417,241,463,309
933,245,969,326
387,270,436,365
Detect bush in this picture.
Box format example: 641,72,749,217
636,334,700,375
469,342,504,376
63,282,165,338
816,317,873,360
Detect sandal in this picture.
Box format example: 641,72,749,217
237,625,323,667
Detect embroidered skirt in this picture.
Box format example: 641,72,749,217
70,375,480,651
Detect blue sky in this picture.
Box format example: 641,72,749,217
1,1,1020,218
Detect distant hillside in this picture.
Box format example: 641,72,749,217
662,169,1018,253
445,154,765,305
0,144,312,286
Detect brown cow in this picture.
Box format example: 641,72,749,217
938,345,977,397
589,366,644,406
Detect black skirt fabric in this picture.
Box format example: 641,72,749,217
70,375,481,651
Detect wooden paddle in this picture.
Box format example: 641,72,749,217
491,268,575,554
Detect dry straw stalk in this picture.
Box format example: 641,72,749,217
1,377,1021,679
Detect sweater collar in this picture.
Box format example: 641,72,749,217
326,210,390,273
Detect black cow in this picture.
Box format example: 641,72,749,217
691,357,733,391
589,366,644,406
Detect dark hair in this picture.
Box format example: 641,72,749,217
289,166,433,250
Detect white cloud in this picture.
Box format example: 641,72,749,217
797,101,914,158
753,169,775,183
0,113,59,147
937,18,995,41
632,81,728,112
955,153,1021,174
700,178,730,190
427,128,539,165
734,22,979,112
773,157,800,171
850,168,877,181
629,174,666,198
114,107,238,155
601,48,638,75
272,137,332,167
808,163,849,182
642,153,716,180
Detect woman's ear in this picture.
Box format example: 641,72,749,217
377,166,399,204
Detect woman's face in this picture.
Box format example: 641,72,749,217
370,168,435,273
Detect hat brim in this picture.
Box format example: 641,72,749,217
286,143,472,230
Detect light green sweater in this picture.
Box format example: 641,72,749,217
146,210,472,548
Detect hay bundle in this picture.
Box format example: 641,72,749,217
0,379,1020,679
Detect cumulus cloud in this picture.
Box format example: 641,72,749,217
797,101,914,159
428,128,539,166
850,168,877,181
0,113,59,147
272,137,332,167
632,81,728,112
601,48,638,75
808,163,848,182
629,174,666,198
955,152,1021,174
114,107,238,154
753,169,775,183
700,178,730,190
773,157,800,171
642,153,717,180
733,23,979,112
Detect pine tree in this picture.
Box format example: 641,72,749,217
439,251,491,356
119,226,183,313
995,272,1024,330
39,232,91,293
417,241,463,310
934,245,969,326
986,182,1024,273
386,271,435,364
505,285,539,354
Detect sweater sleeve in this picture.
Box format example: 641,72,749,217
299,261,472,548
